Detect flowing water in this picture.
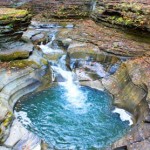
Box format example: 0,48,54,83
15,86,130,150
92,1,97,11
15,25,131,149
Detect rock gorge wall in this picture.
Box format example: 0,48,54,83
92,0,150,31
0,8,32,61
0,0,150,31
103,57,150,150
55,19,150,150
0,0,93,20
0,51,51,144
0,8,52,149
0,1,150,150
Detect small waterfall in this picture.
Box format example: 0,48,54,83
52,56,87,109
40,31,88,110
92,1,97,11
39,29,63,54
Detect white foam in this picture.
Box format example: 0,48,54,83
113,108,133,126
39,29,63,54
39,44,63,54
14,111,32,127
92,1,97,11
52,65,87,109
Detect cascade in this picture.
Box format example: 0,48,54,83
40,30,88,110
14,26,132,150
92,1,97,11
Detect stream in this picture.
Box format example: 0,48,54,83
14,25,132,150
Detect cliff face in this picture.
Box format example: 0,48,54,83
102,57,150,150
0,8,32,61
91,0,150,31
0,9,52,149
1,0,150,31
0,0,92,20
0,1,150,150
0,8,31,43
30,0,92,19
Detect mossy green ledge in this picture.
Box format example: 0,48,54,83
0,8,32,43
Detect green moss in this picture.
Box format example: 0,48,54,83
0,8,31,24
108,16,134,26
3,112,13,127
0,8,28,20
0,51,29,61
104,2,148,28
9,60,40,69
8,23,13,28
41,58,48,65
118,2,143,14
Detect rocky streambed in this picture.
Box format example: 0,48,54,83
0,2,150,150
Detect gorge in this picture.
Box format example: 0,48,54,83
0,0,150,150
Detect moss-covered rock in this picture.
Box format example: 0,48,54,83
0,51,29,61
91,0,150,31
0,0,92,21
0,8,32,43
0,8,29,22
0,39,33,62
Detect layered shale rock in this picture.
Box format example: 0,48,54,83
0,9,53,149
0,0,93,21
91,0,150,31
56,19,150,150
0,50,52,148
0,8,31,43
1,0,150,32
30,0,92,20
57,20,150,57
0,8,32,61
102,57,150,150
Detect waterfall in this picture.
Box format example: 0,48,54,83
40,31,88,110
52,64,87,109
39,29,63,54
92,1,97,11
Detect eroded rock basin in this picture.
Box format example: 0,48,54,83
14,85,130,150
0,16,149,150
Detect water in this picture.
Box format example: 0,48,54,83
92,1,97,11
15,25,131,149
39,28,63,54
15,86,130,150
